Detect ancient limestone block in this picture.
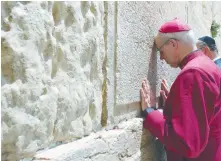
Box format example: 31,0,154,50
1,1,104,160
33,118,160,161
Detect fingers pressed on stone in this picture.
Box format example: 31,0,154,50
162,79,169,89
144,80,150,95
142,81,147,96
140,88,146,100
144,83,149,95
162,82,167,92
160,90,167,102
145,79,150,88
140,88,148,110
161,81,169,95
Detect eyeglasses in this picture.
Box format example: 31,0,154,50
156,38,179,52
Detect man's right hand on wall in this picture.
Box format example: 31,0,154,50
159,79,169,108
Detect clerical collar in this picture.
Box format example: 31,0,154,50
178,49,204,69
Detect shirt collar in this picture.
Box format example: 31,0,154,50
213,56,221,62
178,50,204,69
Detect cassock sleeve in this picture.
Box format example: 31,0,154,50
143,69,210,158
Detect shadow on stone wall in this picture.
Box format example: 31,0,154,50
147,42,157,102
140,43,167,161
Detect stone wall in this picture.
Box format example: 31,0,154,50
1,1,221,161
33,118,165,161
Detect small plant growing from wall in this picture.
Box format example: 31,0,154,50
210,20,220,38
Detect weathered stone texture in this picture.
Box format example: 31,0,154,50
2,1,105,160
33,118,163,161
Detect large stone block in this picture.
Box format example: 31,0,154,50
1,1,105,160
33,118,162,161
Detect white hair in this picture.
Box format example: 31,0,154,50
158,30,197,47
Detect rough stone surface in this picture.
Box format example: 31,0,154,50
1,1,105,160
33,118,163,161
1,1,221,161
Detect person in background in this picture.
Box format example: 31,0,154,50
140,18,221,161
197,36,221,69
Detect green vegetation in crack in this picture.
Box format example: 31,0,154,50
211,20,220,38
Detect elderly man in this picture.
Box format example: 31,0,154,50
197,36,221,69
140,18,221,161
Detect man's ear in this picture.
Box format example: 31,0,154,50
200,46,206,53
205,47,214,59
170,39,178,49
203,46,210,55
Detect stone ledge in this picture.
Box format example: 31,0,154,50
33,118,158,161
